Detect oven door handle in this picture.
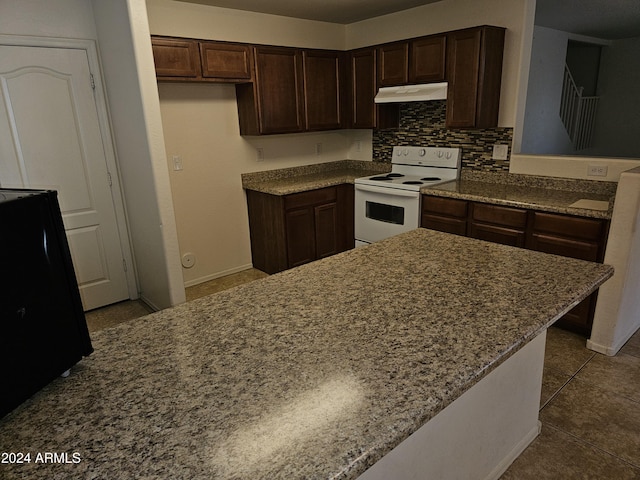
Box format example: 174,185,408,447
355,183,420,198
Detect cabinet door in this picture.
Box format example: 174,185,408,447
410,35,446,83
303,50,344,131
421,195,468,235
315,202,339,259
378,42,409,87
254,46,305,134
350,48,377,129
446,26,504,128
151,37,201,79
200,42,252,81
286,207,316,268
446,28,481,128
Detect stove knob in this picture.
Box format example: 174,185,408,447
418,149,426,156
445,151,452,159
402,148,409,156
437,151,444,158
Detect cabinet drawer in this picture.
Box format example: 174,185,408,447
422,195,467,218
530,233,600,262
472,203,527,228
421,214,467,236
532,212,605,241
284,187,337,210
469,223,526,248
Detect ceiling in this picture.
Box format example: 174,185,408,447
535,0,640,40
175,0,443,24
177,0,640,39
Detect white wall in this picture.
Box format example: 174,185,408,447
93,0,185,309
147,0,364,286
589,167,640,355
520,26,574,155
158,82,361,285
0,0,186,309
590,36,640,158
0,0,97,39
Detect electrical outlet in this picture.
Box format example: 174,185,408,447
587,165,608,177
256,147,264,162
172,155,183,171
492,144,509,160
315,143,322,156
355,140,362,153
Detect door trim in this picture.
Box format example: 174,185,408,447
0,34,138,304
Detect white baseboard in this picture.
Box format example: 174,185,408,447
587,324,640,356
183,263,255,288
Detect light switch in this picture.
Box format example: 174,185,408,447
172,155,183,171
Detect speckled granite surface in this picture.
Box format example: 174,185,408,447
242,162,616,219
422,171,617,219
0,229,613,480
241,160,390,195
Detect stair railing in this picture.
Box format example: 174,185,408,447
560,64,599,151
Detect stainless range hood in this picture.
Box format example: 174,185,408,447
374,82,448,103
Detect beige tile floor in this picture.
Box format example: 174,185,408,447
85,271,640,478
502,327,640,479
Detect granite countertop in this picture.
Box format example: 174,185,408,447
243,162,617,219
241,160,390,195
422,171,618,220
0,229,613,480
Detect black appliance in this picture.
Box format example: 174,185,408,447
0,189,93,418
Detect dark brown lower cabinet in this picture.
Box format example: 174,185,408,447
468,203,528,247
421,194,610,335
246,185,354,274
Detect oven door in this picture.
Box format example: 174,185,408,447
354,183,420,245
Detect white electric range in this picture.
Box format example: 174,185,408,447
354,146,461,246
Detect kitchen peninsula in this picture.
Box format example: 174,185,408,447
0,229,612,480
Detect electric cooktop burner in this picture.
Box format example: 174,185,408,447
355,146,461,192
369,173,407,180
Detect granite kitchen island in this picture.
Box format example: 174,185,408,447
0,229,612,480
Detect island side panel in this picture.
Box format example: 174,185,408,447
357,330,546,480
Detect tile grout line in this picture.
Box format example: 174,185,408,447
541,351,640,472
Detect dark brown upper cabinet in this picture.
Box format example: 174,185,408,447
302,50,345,131
409,34,447,83
199,41,253,82
350,47,399,130
377,35,446,87
350,47,377,129
445,26,505,128
152,37,201,79
152,36,253,83
236,46,305,135
378,42,409,87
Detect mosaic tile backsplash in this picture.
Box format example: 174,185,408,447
373,101,513,172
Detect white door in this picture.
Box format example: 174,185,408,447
0,44,132,311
